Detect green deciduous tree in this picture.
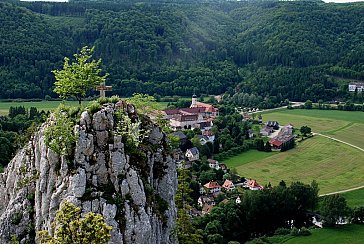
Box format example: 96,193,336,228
174,165,203,244
38,201,112,244
300,126,312,137
319,194,350,227
53,46,108,105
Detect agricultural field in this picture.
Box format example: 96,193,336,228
224,150,277,169
285,224,364,244
0,100,169,116
340,188,364,208
0,101,80,115
234,136,364,194
262,109,364,149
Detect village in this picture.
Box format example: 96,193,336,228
162,95,297,216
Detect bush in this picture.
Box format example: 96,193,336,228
87,100,101,115
299,227,311,236
290,227,299,236
44,110,76,157
274,227,291,235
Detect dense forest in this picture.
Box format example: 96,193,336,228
1,0,364,102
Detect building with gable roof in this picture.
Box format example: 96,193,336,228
185,147,199,161
203,181,221,194
245,179,263,190
222,179,235,191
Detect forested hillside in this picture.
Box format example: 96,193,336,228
1,0,364,101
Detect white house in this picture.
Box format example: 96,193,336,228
198,196,215,207
185,147,199,161
203,181,221,194
236,196,241,204
349,82,364,92
207,159,220,170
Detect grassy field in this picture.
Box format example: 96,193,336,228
0,100,170,115
235,136,364,194
285,225,364,244
262,109,364,149
341,188,364,208
0,101,80,115
224,150,277,169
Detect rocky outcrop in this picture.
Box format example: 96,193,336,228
0,102,177,243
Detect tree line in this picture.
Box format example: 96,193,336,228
1,1,364,102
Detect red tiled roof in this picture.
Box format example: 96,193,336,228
163,109,180,115
247,180,262,188
222,180,234,189
270,139,283,147
194,102,218,112
204,181,221,189
207,159,217,164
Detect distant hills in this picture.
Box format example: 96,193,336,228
1,0,364,101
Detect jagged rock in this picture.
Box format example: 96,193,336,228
0,102,177,244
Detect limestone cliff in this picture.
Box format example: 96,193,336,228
0,101,177,243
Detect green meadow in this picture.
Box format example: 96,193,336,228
231,136,364,194
285,225,364,244
340,188,364,208
262,109,364,149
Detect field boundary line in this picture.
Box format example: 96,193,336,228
312,133,364,152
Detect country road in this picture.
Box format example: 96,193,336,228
242,101,304,115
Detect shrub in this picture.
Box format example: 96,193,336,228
87,100,101,115
290,227,299,236
44,110,76,157
274,227,291,235
299,227,311,236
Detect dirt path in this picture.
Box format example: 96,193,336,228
320,185,364,197
249,102,304,114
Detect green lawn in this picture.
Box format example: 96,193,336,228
340,188,364,208
262,109,364,148
285,225,364,244
224,150,277,169
235,136,364,194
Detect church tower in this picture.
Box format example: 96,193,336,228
191,93,197,107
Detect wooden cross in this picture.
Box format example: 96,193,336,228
96,82,112,98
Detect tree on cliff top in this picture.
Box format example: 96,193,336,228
38,201,112,244
53,46,108,105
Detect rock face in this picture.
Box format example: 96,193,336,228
0,102,177,244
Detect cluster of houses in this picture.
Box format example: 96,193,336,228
197,177,264,215
348,82,364,92
260,121,295,151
